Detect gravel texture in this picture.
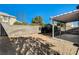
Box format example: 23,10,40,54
10,37,59,55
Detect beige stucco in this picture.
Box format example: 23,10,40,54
0,13,16,25
66,23,73,30
9,17,16,25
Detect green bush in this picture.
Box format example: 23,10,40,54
14,21,27,25
32,16,43,25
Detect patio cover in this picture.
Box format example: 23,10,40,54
51,9,79,23
51,9,79,38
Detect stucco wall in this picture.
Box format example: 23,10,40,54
0,15,16,25
1,23,40,37
9,17,16,25
66,23,73,30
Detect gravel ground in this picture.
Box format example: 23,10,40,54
8,33,78,55
10,37,59,55
28,34,78,55
0,34,78,55
9,32,78,55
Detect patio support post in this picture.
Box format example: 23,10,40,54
59,24,61,37
78,21,79,27
65,23,66,32
52,19,54,39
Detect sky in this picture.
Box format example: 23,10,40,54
0,4,78,25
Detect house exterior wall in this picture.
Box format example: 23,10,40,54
0,16,4,22
2,16,9,23
0,15,16,25
0,23,8,36
66,23,73,30
9,17,16,25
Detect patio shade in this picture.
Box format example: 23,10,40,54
52,9,79,23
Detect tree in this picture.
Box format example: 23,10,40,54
32,16,43,25
76,5,79,9
14,21,27,25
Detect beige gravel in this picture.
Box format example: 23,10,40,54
9,33,78,55
29,34,78,55
1,23,78,55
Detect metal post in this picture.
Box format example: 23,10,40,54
59,24,61,37
65,23,66,32
50,17,54,39
78,21,79,27
52,19,54,39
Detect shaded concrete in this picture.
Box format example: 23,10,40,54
0,37,16,55
0,23,16,55
56,34,79,44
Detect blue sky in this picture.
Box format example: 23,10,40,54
0,4,78,24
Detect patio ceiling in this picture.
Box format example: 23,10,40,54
52,9,79,23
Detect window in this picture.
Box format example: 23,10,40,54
3,16,9,22
0,16,2,22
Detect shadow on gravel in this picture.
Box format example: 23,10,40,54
10,37,60,55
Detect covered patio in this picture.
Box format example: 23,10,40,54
51,9,79,44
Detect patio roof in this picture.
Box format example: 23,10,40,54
51,9,79,23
